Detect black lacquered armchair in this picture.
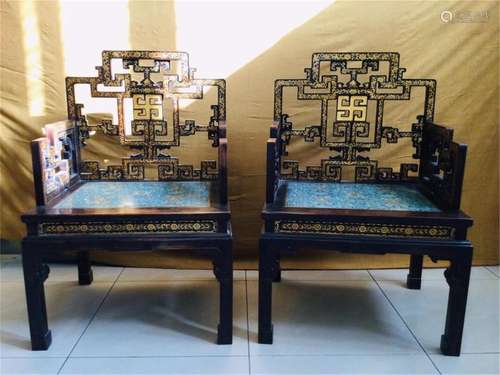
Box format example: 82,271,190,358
21,51,232,350
259,52,473,356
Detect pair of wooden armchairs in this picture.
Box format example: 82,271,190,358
21,51,473,356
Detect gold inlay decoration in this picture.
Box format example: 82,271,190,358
274,220,454,239
336,95,368,122
133,94,163,120
39,220,217,235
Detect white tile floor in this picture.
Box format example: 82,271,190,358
0,256,498,375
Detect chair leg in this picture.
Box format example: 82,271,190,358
77,251,93,285
440,250,472,356
215,241,233,344
22,249,52,350
258,239,274,344
407,254,423,289
272,253,281,282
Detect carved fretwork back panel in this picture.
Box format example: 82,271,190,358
274,52,436,182
66,51,226,181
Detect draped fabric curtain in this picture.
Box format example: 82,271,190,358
1,0,498,268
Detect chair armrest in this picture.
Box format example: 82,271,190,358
419,120,467,210
218,122,228,204
30,121,79,206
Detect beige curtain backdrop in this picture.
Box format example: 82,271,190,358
1,0,498,269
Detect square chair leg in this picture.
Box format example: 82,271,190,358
440,250,472,356
77,251,93,285
407,254,423,289
272,254,281,282
258,239,274,344
215,241,233,344
22,250,52,350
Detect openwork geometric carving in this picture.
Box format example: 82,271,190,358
37,123,75,197
66,51,225,180
273,52,436,182
419,120,466,209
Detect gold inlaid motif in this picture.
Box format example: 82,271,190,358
133,94,163,120
39,220,217,235
336,95,368,122
274,220,454,239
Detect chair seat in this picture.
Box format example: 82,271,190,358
54,181,212,209
22,181,229,236
263,181,472,241
282,181,440,212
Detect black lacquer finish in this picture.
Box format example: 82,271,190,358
259,52,473,356
21,51,233,350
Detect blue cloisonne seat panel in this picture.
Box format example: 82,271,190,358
54,181,211,209
283,182,440,212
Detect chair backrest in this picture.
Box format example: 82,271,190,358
273,52,436,182
65,50,226,181
31,51,227,206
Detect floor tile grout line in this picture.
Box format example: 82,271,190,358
56,267,125,375
245,270,251,375
235,353,464,358
367,270,442,375
113,279,248,284
483,266,500,279
55,355,251,359
4,351,499,360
